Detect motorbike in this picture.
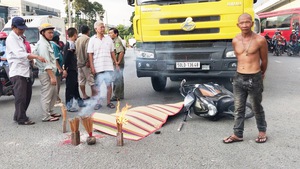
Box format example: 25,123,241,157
0,65,13,96
265,35,274,53
177,79,254,131
287,39,300,56
0,64,35,97
273,42,285,56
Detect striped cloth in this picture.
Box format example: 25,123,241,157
92,102,183,141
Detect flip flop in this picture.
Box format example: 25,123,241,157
94,104,102,110
42,116,59,122
18,120,35,125
51,113,61,117
82,96,90,100
255,136,268,143
107,103,115,109
223,135,243,144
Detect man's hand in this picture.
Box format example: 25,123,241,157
91,67,96,76
37,56,47,63
62,70,67,78
50,77,57,85
115,64,120,71
86,61,90,68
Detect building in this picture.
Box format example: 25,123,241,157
0,0,60,22
255,0,300,13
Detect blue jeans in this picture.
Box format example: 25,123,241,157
233,72,267,138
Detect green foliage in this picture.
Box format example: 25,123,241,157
116,25,130,39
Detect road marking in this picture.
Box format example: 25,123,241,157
275,60,281,63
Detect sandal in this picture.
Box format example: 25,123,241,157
51,113,61,117
94,104,102,110
82,96,90,100
42,116,60,122
255,136,268,143
107,103,115,109
18,120,35,125
223,135,243,144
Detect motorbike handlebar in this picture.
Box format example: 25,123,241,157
179,79,200,97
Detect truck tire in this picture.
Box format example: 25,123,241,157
151,76,167,92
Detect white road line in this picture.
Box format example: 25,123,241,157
275,60,281,63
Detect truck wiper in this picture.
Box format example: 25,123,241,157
181,0,219,3
140,0,182,5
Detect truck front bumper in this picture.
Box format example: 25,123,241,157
136,59,236,79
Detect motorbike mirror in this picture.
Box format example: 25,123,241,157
180,79,186,87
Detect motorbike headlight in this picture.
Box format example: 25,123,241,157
136,51,155,59
226,51,236,58
207,104,217,116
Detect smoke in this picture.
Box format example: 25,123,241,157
78,73,110,116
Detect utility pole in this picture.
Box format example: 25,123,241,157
106,11,108,25
68,0,72,28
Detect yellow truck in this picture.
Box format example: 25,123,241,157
127,0,259,91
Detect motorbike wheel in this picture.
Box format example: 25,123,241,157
226,102,254,119
287,48,293,56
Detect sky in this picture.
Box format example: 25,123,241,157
26,0,134,26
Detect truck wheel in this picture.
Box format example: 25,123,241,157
151,76,167,92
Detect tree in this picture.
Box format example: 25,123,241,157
116,25,130,39
128,11,135,35
64,0,105,34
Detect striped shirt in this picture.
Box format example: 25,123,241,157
87,35,114,73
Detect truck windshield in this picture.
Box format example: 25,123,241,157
2,28,40,44
137,0,219,5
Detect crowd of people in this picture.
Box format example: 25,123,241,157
264,27,299,55
1,17,126,125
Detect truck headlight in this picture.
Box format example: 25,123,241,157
136,51,154,59
226,51,236,58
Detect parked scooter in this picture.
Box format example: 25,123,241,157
177,79,254,131
287,39,300,56
0,66,13,96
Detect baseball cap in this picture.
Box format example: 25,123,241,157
12,17,28,30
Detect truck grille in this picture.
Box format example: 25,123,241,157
160,16,220,24
168,53,210,60
161,28,219,35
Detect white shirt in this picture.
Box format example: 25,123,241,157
87,35,114,73
6,31,30,78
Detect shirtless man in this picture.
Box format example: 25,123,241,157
223,13,268,144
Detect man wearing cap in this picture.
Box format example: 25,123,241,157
6,17,46,125
35,23,60,122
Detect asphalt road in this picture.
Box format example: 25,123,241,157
0,49,300,169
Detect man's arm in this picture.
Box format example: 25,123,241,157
259,37,268,78
116,51,124,65
88,53,95,75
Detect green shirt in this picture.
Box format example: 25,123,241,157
113,37,125,65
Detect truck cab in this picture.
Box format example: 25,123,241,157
128,0,258,92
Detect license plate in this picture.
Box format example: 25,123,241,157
176,62,200,68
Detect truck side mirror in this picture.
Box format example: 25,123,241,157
127,0,134,6
261,27,264,33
